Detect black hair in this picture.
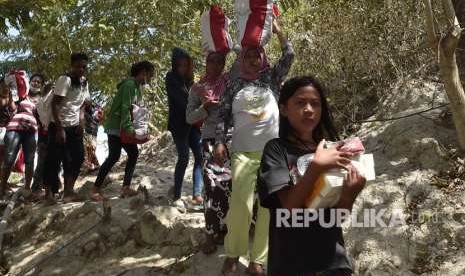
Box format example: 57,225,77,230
171,48,194,85
131,61,155,77
278,75,339,143
30,73,45,83
70,52,89,64
207,52,226,63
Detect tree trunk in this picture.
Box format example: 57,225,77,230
452,0,465,87
439,48,465,148
423,0,465,149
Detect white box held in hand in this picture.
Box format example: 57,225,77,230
298,138,375,209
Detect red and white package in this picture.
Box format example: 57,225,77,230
120,104,151,144
339,137,365,155
13,149,25,173
235,0,275,47
4,69,29,101
272,3,281,18
201,5,233,55
325,137,365,155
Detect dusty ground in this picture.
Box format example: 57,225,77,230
1,78,465,276
344,79,465,276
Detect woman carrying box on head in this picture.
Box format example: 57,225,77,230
186,4,238,255
186,51,233,254
215,18,295,275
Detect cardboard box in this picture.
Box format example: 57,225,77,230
302,153,376,209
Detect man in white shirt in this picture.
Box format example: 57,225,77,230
45,52,90,203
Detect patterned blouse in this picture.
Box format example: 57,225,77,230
215,41,295,147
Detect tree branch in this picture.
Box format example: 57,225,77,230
438,0,462,55
423,0,439,50
442,0,457,27
60,14,72,54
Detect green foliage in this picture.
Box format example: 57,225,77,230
1,0,217,132
274,0,431,134
0,0,431,134
0,0,76,34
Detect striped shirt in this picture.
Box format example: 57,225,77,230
7,99,38,132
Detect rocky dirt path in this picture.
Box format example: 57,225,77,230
2,132,258,276
2,79,465,276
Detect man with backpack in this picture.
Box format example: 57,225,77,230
44,53,90,203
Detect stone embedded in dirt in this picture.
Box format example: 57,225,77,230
139,206,181,245
77,181,95,200
190,232,200,248
129,196,144,210
67,201,96,220
84,241,98,254
171,198,187,214
119,239,138,256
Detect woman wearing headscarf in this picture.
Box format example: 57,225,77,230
215,20,295,275
186,50,239,254
166,48,204,205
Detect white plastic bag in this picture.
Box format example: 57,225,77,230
131,104,150,140
4,70,29,101
36,89,54,129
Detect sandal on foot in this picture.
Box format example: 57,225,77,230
222,257,239,276
201,235,217,255
245,262,266,276
120,186,138,198
63,193,83,203
90,192,105,202
192,195,204,205
90,187,105,202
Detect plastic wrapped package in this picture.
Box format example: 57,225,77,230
300,138,376,208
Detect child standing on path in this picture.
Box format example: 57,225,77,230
257,76,366,276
